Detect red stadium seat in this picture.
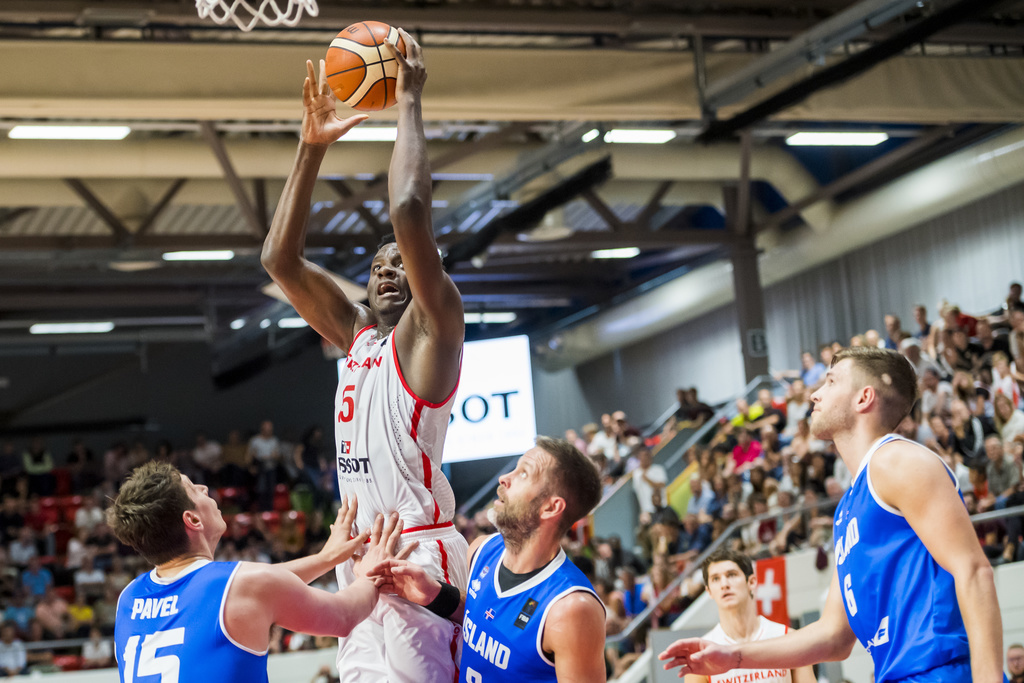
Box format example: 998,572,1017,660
53,654,82,671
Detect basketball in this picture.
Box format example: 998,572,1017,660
325,21,407,111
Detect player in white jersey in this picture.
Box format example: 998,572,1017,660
689,549,814,683
262,30,469,683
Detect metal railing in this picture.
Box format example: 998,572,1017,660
606,495,839,645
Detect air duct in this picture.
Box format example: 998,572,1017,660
536,126,1024,369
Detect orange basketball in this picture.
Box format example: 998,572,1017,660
325,21,407,112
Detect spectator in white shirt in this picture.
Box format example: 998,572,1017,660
632,447,667,520
81,626,113,669
73,494,104,534
248,420,282,511
191,432,224,486
920,368,953,417
0,622,26,676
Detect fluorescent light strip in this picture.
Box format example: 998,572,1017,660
603,129,677,144
581,128,600,143
591,247,640,259
278,317,309,329
785,132,889,146
342,127,398,142
9,125,131,140
30,322,115,335
464,312,517,324
162,250,235,261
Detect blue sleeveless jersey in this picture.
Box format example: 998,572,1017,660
115,560,268,683
459,534,603,683
833,435,969,682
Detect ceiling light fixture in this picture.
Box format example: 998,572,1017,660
603,129,677,144
340,127,399,142
30,322,115,335
464,312,517,324
162,250,235,261
9,125,131,140
591,247,640,259
230,319,246,330
581,128,600,143
278,317,309,328
785,132,889,146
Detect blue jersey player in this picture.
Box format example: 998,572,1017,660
373,436,607,682
109,461,410,683
660,347,1003,683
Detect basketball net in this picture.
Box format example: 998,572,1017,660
195,0,319,32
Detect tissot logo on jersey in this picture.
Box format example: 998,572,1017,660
337,456,371,474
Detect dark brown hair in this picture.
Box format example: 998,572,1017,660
701,547,754,584
831,346,918,431
107,461,194,565
535,436,602,536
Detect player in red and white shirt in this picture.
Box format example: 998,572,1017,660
262,30,468,683
678,550,815,683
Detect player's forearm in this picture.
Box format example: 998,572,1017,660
733,621,849,670
955,562,1004,683
262,142,328,275
333,577,379,636
388,96,433,239
276,550,334,584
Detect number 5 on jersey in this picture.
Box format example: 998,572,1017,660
122,628,185,683
338,385,356,423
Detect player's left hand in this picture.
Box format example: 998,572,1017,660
382,28,425,100
318,496,370,566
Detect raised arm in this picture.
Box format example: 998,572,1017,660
871,443,1003,683
261,59,372,352
660,570,855,677
383,30,464,403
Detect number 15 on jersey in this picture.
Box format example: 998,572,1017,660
122,628,185,683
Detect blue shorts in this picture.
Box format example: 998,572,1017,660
892,657,971,682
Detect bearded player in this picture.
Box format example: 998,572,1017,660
262,30,468,683
372,437,607,682
660,347,1003,682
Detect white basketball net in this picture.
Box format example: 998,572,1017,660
195,0,319,32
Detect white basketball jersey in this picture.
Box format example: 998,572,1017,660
335,324,458,532
703,616,792,683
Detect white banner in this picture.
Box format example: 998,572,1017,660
444,335,537,463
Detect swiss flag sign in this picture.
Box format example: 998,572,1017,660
754,556,789,625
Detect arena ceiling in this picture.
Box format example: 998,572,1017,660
0,0,1022,381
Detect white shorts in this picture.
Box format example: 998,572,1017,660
335,523,469,683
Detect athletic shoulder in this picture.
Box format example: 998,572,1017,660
870,439,956,503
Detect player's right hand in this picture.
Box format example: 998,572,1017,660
658,638,737,678
302,58,368,146
367,559,439,606
382,28,425,100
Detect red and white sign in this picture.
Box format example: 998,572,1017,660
755,556,788,625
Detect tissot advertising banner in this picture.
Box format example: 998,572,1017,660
444,334,538,462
